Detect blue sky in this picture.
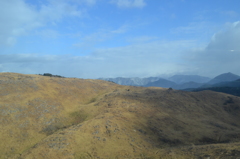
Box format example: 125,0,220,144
0,0,240,78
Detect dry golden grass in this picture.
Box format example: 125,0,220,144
0,73,240,159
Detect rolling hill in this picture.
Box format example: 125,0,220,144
1,73,240,159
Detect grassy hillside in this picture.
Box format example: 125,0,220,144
1,73,240,159
0,73,121,158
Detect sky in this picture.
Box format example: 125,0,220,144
0,0,240,79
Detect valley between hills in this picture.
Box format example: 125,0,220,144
1,73,240,159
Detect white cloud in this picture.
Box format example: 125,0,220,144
0,0,86,46
110,0,146,8
186,21,240,77
0,0,37,45
207,21,240,51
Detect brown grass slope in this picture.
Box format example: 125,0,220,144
0,73,240,159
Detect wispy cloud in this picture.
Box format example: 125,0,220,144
0,0,89,46
73,25,130,49
170,21,220,43
110,25,129,34
35,29,61,38
81,0,97,6
127,36,159,44
223,10,238,17
0,0,36,46
110,0,146,8
67,0,97,6
39,2,82,22
171,22,215,35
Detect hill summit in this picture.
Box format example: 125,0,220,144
1,73,240,159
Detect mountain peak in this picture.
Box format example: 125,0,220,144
213,72,240,80
208,72,240,84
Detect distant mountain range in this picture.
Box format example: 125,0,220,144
100,75,211,88
144,78,177,88
100,72,240,96
144,75,211,89
98,77,161,86
168,75,211,84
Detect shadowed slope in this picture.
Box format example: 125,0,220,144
1,73,240,158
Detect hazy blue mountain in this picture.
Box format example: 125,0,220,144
207,72,240,85
187,79,240,97
173,82,204,90
168,75,211,84
209,79,240,88
100,73,240,91
144,78,177,88
99,77,161,86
